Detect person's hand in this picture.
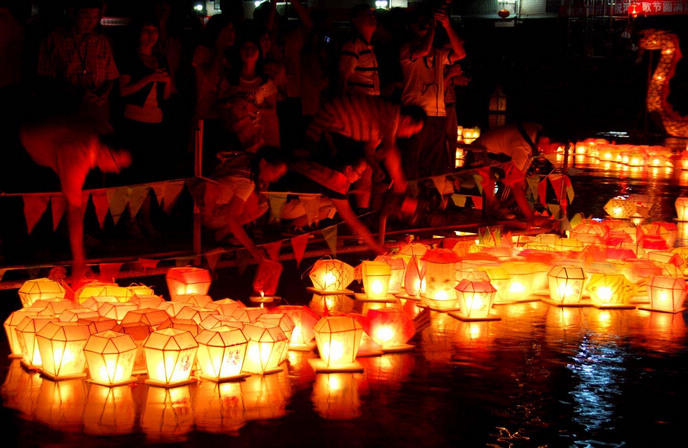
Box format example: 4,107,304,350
434,11,450,28
150,69,171,83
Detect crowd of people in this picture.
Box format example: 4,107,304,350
0,0,555,283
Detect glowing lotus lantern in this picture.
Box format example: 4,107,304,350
241,323,288,374
676,197,688,221
18,278,66,308
271,305,320,350
204,298,242,316
129,294,165,309
36,321,90,380
365,308,415,351
546,265,587,306
355,261,392,301
401,255,425,298
120,308,172,329
98,302,138,323
4,307,42,357
143,328,198,387
604,197,636,219
308,258,355,293
422,249,461,311
310,316,364,372
451,279,500,321
195,327,248,381
83,330,137,386
58,307,99,323
165,267,211,301
587,273,636,309
16,316,55,369
374,256,406,294
641,276,688,313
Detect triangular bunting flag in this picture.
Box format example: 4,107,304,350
538,177,549,208
176,256,194,267
152,182,166,207
472,196,483,210
431,176,452,196
561,216,573,232
51,195,66,232
321,225,338,257
137,257,159,271
107,187,130,225
236,250,251,275
565,177,574,203
99,262,123,282
526,175,540,202
301,196,321,226
91,190,110,228
268,193,288,222
291,233,310,267
451,194,466,207
162,181,185,213
548,204,561,218
204,248,225,272
128,186,150,218
263,240,283,261
570,212,583,229
23,195,50,234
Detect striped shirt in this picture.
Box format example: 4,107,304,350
339,36,380,96
306,95,399,144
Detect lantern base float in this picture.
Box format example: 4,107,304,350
637,305,686,314
355,346,384,357
87,377,138,387
629,297,650,304
592,303,637,310
380,344,415,353
243,366,284,375
394,293,423,301
308,358,364,373
39,370,88,381
145,378,197,388
354,293,398,303
288,341,317,352
8,354,22,360
493,297,541,306
249,295,281,304
197,373,250,383
19,360,40,371
448,312,501,322
306,287,354,296
541,299,592,308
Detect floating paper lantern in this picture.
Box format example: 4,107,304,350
195,327,248,381
402,255,425,298
676,197,688,221
452,279,499,321
374,256,406,294
78,316,119,334
365,308,415,351
84,330,137,386
547,265,586,306
165,267,211,301
18,278,66,308
204,298,242,316
16,316,55,369
4,307,42,357
158,317,200,337
172,293,213,308
36,321,90,380
232,306,267,323
143,328,198,387
157,300,189,317
76,282,153,304
129,294,165,309
359,261,391,300
311,316,364,372
37,299,76,317
75,281,118,302
309,259,355,293
58,307,99,323
199,314,240,330
175,306,219,324
241,323,288,375
271,305,320,350
398,242,429,264
257,313,295,363
422,249,461,310
98,302,138,323
642,276,688,313
587,273,635,309
118,322,152,374
81,296,119,311
120,308,173,329
604,198,636,219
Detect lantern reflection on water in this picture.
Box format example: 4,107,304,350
194,380,245,433
311,316,364,372
36,321,90,380
242,323,288,374
546,265,587,306
84,330,137,386
16,316,55,369
4,307,42,358
141,385,194,443
195,327,248,381
308,258,355,293
1,360,43,418
241,369,291,421
143,328,198,387
18,278,66,308
34,377,88,431
676,197,688,222
312,373,361,419
309,293,355,316
640,276,688,313
83,384,136,435
166,267,212,301
451,279,500,321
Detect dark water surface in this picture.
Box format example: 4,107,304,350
2,145,688,447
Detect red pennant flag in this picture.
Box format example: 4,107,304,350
321,225,338,257
91,190,110,228
204,248,224,272
23,195,50,234
137,258,159,271
51,195,66,231
291,233,310,267
263,240,283,261
99,262,123,282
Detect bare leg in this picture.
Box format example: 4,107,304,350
67,203,86,286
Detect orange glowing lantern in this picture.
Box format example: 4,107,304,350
173,293,213,307
422,249,461,311
308,258,355,294
241,323,288,374
311,373,361,420
365,308,415,351
374,256,406,294
75,281,118,302
355,261,392,302
18,278,66,308
157,317,200,336
118,322,152,374
78,316,119,334
165,267,212,301
271,305,320,351
546,265,587,306
175,306,219,325
232,306,268,323
604,197,636,219
494,261,540,303
398,242,429,264
587,273,636,309
58,307,99,323
257,313,295,360
199,313,240,330
641,276,688,313
311,316,364,372
251,259,283,303
401,255,425,299
451,279,500,321
204,298,242,316
120,308,173,329
83,330,137,386
143,328,198,387
76,282,153,304
4,307,42,358
81,296,119,311
195,327,248,381
98,301,138,323
675,197,688,221
16,316,55,369
37,299,76,316
35,321,90,380
129,294,165,309
157,300,189,317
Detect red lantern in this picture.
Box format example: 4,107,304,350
165,267,211,301
365,309,415,352
497,8,510,18
251,260,283,303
